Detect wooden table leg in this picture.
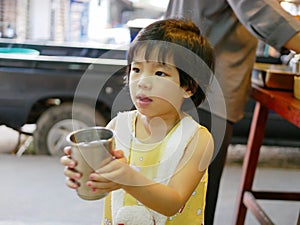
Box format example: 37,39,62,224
243,192,275,225
233,102,269,225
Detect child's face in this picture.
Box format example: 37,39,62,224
129,48,187,118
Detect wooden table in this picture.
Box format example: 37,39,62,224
233,85,300,225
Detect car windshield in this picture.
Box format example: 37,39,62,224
0,0,170,46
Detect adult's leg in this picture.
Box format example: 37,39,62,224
198,108,234,225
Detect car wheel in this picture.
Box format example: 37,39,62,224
33,103,107,156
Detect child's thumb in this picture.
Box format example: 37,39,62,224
113,149,125,159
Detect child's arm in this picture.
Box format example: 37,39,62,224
89,127,214,217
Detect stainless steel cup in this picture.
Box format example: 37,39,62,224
66,127,114,200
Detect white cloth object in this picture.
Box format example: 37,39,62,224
116,206,155,225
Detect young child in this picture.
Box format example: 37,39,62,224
61,18,215,225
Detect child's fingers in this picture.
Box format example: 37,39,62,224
65,178,79,189
60,146,77,168
113,149,124,159
64,166,81,180
64,146,72,156
86,180,120,193
60,155,77,168
89,172,108,182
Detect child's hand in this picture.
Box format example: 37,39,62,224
87,149,132,193
60,146,81,189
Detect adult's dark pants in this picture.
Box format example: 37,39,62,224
197,108,234,225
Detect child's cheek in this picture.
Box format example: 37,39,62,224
152,78,184,106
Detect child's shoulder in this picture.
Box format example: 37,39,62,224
183,115,211,134
106,110,137,130
180,115,213,147
183,116,213,146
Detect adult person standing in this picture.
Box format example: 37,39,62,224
165,0,300,224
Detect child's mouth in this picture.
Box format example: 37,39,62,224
137,95,153,106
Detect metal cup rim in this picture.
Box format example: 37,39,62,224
66,126,115,146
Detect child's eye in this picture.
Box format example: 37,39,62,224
131,67,140,73
155,71,167,77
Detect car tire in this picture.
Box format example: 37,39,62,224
33,102,107,156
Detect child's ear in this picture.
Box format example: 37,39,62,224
183,89,193,98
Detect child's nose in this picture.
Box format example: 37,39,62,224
137,76,152,90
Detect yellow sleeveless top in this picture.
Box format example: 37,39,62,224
102,111,207,225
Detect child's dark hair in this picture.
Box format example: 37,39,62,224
127,18,215,107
